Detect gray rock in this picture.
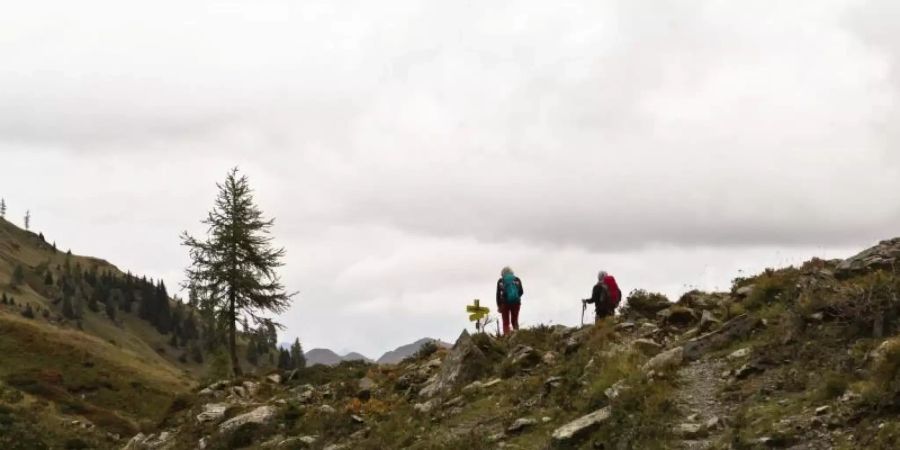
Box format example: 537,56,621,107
815,405,831,415
267,373,283,384
276,436,317,448
736,285,755,297
542,351,560,366
196,403,229,424
218,405,277,433
358,377,377,399
674,423,707,439
632,338,663,356
413,400,437,414
419,330,491,398
604,380,629,401
509,345,541,369
699,310,722,332
550,407,612,447
642,347,684,372
659,307,699,327
122,431,175,450
508,418,538,433
319,405,336,414
727,348,751,360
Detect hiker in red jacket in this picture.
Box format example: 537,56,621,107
583,271,621,323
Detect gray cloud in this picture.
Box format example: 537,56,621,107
2,0,899,355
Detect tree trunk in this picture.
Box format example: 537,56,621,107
229,293,243,377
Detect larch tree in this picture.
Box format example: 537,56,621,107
181,168,295,377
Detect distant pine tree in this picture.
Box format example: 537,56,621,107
277,348,292,370
62,294,76,319
105,299,117,321
290,338,306,370
0,198,6,219
22,303,34,319
181,168,296,377
44,271,53,286
246,339,260,366
11,265,25,288
24,210,30,230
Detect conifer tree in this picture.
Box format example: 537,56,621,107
290,338,306,370
105,299,117,321
62,294,76,319
11,265,25,287
22,303,34,319
246,340,259,366
0,198,6,219
181,168,295,376
44,271,53,286
24,210,30,230
277,348,292,370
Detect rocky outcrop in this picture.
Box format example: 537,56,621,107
419,330,491,398
196,403,228,424
836,238,900,276
218,405,277,433
550,407,612,447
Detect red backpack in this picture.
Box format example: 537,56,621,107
603,275,622,308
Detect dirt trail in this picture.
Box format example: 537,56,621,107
673,357,734,450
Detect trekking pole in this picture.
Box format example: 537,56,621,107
581,300,586,327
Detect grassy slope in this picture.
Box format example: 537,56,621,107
0,217,196,446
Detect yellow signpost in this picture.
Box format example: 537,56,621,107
466,299,490,332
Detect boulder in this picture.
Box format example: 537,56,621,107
358,377,376,399
196,403,229,424
509,345,541,369
727,348,751,360
542,351,560,366
419,330,491,398
632,339,663,357
267,373,283,384
699,310,722,333
508,417,538,433
642,347,684,372
413,400,437,414
550,407,612,447
836,238,900,276
218,405,277,433
682,314,760,361
735,285,755,297
658,307,699,327
674,423,707,439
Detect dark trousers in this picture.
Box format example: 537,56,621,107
595,303,614,323
499,303,521,335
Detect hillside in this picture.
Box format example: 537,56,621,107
115,238,900,449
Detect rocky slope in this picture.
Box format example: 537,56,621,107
113,238,900,450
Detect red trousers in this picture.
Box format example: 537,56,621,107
499,303,520,336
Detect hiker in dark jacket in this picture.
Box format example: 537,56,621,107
496,266,524,336
583,270,620,322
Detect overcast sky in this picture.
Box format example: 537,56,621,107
2,0,899,357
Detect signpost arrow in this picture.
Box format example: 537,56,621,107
465,299,491,332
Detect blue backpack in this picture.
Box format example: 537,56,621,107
503,274,521,304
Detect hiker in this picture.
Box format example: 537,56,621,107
583,270,622,323
496,266,524,336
